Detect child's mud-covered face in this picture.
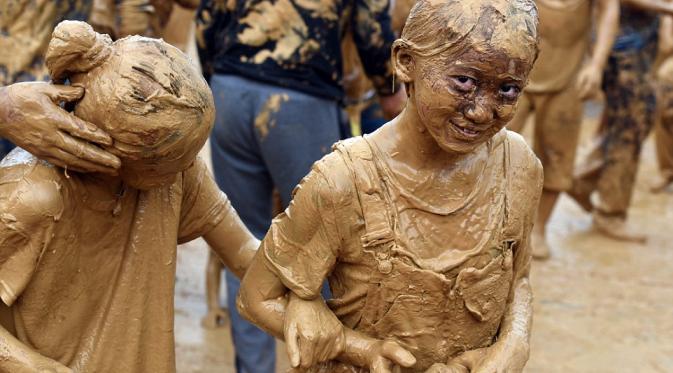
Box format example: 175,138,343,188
413,45,531,153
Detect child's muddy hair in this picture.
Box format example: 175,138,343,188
394,0,539,62
45,21,214,167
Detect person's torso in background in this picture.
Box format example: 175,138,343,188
526,0,592,93
613,5,659,52
201,0,387,101
0,0,92,86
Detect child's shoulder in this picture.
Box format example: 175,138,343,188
504,129,543,182
0,148,66,222
304,138,364,203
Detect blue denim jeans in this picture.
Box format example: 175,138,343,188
209,74,341,373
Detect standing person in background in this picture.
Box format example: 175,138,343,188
196,0,406,370
652,15,673,193
0,0,95,160
507,0,619,259
89,0,200,41
570,0,673,242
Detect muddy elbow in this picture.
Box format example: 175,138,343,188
236,288,256,323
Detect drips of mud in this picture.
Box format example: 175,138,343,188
175,102,673,372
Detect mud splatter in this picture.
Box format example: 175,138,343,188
254,94,290,139
238,0,310,64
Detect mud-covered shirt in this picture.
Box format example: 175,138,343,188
0,151,232,373
613,6,658,52
0,0,92,86
261,130,542,329
196,0,396,101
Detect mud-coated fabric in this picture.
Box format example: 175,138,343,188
655,59,673,180
508,81,583,192
196,0,396,101
613,6,658,52
261,129,542,371
209,74,341,373
525,0,590,93
0,152,232,373
573,42,657,215
0,0,92,86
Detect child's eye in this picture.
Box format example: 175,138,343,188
451,76,477,93
499,84,521,99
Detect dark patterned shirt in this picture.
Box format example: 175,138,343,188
0,0,92,86
196,0,396,101
613,5,659,52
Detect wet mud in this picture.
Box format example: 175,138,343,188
174,103,673,372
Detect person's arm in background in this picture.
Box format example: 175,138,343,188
623,0,673,15
0,82,120,174
659,15,673,57
576,0,620,99
351,0,406,119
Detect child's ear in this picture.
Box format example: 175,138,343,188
392,42,415,83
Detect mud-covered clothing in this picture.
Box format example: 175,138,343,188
613,6,659,52
0,150,233,373
196,0,396,101
509,81,583,192
261,129,542,371
526,0,591,94
655,58,673,179
0,0,91,86
572,19,658,215
508,0,589,191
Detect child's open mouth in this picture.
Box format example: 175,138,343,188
449,120,482,139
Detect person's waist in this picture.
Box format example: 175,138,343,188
212,59,344,101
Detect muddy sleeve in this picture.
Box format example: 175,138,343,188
262,167,341,299
178,157,233,243
351,0,397,96
0,170,62,307
511,143,543,281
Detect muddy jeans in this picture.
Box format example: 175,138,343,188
572,46,657,216
209,74,342,373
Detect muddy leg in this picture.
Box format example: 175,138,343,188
202,249,228,329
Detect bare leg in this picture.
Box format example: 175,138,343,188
531,189,559,260
201,249,229,329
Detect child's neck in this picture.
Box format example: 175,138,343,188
81,173,125,199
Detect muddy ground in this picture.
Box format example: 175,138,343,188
174,103,673,373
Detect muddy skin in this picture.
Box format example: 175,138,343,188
652,15,673,192
236,0,541,371
0,21,259,373
506,0,619,259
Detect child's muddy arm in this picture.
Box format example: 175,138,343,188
622,0,673,15
238,253,415,371
577,0,619,99
659,16,673,57
203,205,258,280
0,325,72,373
0,82,120,175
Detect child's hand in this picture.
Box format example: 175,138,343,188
0,82,121,175
285,292,345,368
364,339,416,373
449,336,529,373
